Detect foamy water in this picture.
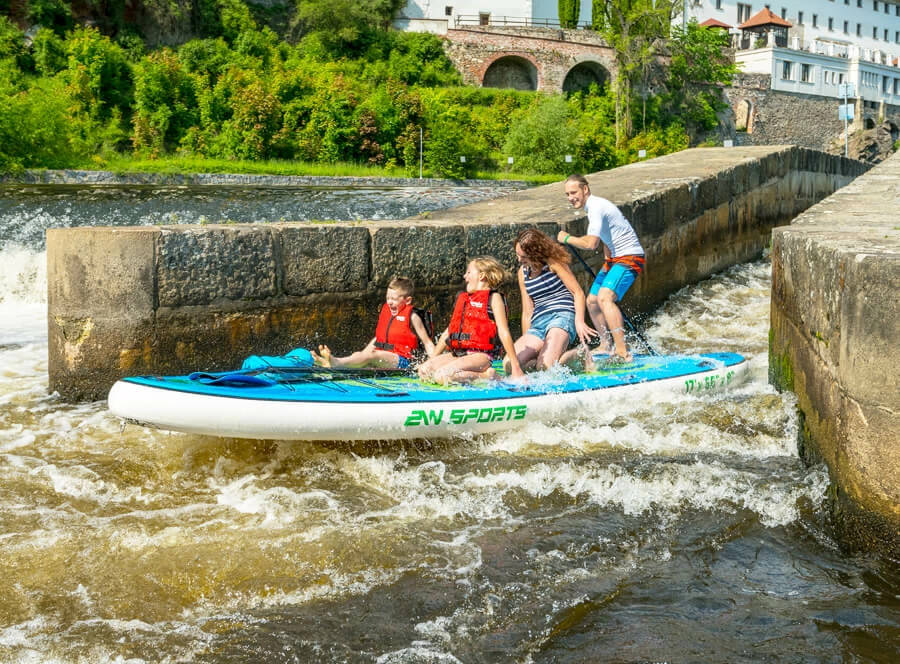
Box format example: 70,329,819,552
0,199,896,662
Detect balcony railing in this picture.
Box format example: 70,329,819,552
453,15,592,30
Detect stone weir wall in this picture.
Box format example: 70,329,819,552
48,145,866,402
769,151,900,559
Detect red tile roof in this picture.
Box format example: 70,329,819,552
738,8,793,30
700,18,733,29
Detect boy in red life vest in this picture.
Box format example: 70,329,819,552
312,276,435,370
418,256,525,385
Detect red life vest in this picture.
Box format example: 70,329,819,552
447,290,503,354
373,302,422,360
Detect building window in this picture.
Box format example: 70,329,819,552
885,28,889,40
844,20,849,33
812,14,818,28
782,7,787,19
896,30,899,43
716,0,723,9
857,23,862,36
801,64,812,82
782,60,793,80
445,6,452,16
872,1,877,10
885,3,890,13
737,3,752,23
873,26,878,38
798,11,804,24
857,0,862,7
894,79,899,95
479,12,490,26
828,17,834,31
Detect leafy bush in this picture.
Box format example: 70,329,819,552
132,48,199,155
0,61,86,172
503,95,579,174
32,27,67,75
64,26,134,119
25,0,74,36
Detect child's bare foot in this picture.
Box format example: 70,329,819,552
581,344,597,372
480,367,497,381
312,344,333,367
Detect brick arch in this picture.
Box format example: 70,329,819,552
562,60,611,93
481,54,541,91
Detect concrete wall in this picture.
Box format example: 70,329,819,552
47,145,867,402
769,151,900,558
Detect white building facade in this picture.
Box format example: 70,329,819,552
394,1,594,32
687,1,900,107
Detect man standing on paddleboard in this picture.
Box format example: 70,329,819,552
558,174,645,363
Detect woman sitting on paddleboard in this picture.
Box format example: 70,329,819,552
509,227,596,372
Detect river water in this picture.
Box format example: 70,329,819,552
0,184,897,663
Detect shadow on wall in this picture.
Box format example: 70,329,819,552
562,61,609,93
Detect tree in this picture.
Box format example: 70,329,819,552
132,48,199,155
591,0,681,145
64,26,134,120
292,0,406,56
503,95,578,174
665,21,739,135
558,0,580,29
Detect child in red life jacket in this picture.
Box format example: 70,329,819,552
418,257,525,384
312,276,436,370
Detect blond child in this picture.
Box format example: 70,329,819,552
418,257,524,384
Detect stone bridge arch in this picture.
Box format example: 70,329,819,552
562,59,611,93
442,26,620,93
482,54,540,91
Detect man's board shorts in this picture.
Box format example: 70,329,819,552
526,310,577,346
397,355,411,370
589,261,642,301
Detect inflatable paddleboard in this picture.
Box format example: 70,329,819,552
107,351,749,441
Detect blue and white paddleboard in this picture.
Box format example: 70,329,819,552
107,351,749,441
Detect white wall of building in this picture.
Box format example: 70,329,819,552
396,1,593,28
687,0,900,57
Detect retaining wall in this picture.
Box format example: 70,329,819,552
47,145,866,402
769,151,900,558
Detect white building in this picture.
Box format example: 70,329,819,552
395,1,900,106
394,1,594,33
687,1,900,107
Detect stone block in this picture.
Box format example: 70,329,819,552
280,224,371,296
465,221,557,272
47,227,157,319
371,224,467,287
157,225,278,306
47,227,159,400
